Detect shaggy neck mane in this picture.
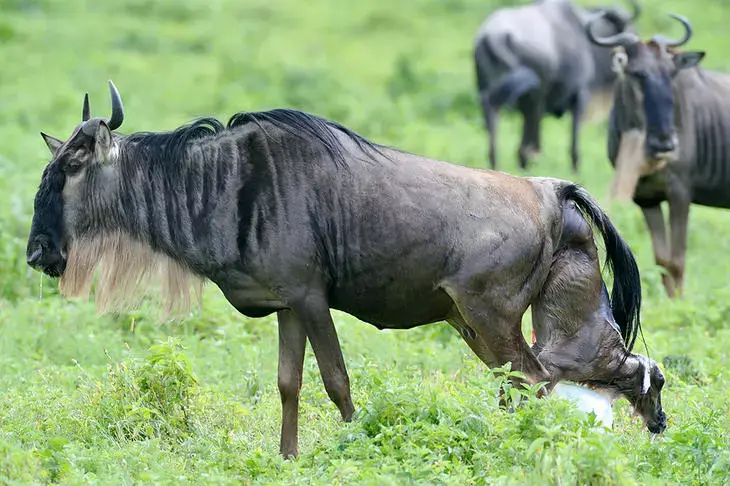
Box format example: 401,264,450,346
59,109,386,315
611,77,644,133
60,230,204,315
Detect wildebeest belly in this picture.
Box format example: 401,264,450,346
327,258,456,329
212,270,288,318
330,286,454,330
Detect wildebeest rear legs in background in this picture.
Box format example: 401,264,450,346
479,93,500,170
517,91,543,170
570,88,590,172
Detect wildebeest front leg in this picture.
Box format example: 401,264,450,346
668,195,691,298
641,204,676,298
277,309,307,458
292,295,355,423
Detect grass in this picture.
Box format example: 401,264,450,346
1,0,730,483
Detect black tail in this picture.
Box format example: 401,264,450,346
474,35,540,109
560,183,642,352
487,65,541,108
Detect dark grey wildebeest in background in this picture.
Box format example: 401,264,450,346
587,12,723,299
474,0,641,172
27,81,665,458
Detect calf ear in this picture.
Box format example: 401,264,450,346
641,361,651,395
41,132,63,155
673,51,705,71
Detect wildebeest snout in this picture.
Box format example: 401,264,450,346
648,409,667,434
26,237,66,277
647,132,676,156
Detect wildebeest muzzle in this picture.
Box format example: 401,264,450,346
26,235,66,278
647,132,677,158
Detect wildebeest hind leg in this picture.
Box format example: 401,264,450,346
448,312,498,365
517,93,543,169
445,294,550,396
276,309,307,458
570,89,589,173
487,104,499,170
289,295,355,424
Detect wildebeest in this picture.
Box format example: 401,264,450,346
587,12,721,299
27,81,665,457
474,0,641,172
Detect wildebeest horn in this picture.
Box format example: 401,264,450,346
106,80,124,131
627,0,641,22
82,93,91,121
586,12,640,47
651,13,693,48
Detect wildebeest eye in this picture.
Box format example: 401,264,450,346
63,160,84,175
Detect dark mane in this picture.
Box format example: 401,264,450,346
118,108,389,167
228,109,389,164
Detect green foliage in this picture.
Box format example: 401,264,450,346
1,0,730,483
77,338,199,444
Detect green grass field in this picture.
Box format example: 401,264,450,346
1,0,729,483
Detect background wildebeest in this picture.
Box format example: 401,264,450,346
474,0,641,172
27,81,665,458
587,12,721,299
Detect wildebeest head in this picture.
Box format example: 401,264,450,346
619,355,667,434
586,13,704,200
26,81,124,278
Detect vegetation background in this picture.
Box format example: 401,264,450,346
1,0,729,483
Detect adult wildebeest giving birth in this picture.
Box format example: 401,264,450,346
587,12,726,299
26,81,666,458
474,0,641,172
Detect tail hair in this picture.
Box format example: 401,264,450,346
474,34,540,108
559,183,642,352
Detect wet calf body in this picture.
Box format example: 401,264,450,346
531,204,666,432
27,82,665,457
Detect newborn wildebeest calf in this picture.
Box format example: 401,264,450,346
26,81,666,457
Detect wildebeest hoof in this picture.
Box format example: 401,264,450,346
518,148,540,169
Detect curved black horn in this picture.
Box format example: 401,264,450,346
627,0,641,22
586,12,640,47
651,13,692,48
106,80,124,131
82,93,91,121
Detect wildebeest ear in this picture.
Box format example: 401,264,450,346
673,51,705,71
641,361,651,395
93,121,114,163
40,132,63,155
